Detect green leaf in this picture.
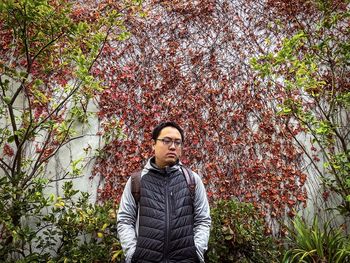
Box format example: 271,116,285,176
4,131,13,141
117,31,131,41
3,96,11,104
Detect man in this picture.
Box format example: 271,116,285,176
117,121,211,263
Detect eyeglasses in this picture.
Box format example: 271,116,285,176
157,137,182,148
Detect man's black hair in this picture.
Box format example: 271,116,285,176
152,121,185,142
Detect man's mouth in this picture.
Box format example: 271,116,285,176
166,153,176,158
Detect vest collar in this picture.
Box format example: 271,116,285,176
146,157,181,175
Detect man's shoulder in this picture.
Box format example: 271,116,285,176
180,165,196,182
181,166,202,181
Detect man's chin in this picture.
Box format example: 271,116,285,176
165,157,178,167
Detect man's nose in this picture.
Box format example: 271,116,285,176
169,142,176,149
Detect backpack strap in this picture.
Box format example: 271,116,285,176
131,170,142,203
131,167,196,204
181,166,196,203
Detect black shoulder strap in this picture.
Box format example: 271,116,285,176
131,170,142,203
181,166,196,202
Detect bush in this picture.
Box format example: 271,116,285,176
206,199,282,263
0,181,123,262
282,215,350,263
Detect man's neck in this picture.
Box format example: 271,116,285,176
151,157,178,169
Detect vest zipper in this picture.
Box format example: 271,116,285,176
164,174,170,263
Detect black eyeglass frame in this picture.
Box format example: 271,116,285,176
156,137,183,148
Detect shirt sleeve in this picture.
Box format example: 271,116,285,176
192,172,211,262
117,178,138,263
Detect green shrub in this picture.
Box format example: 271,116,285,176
282,215,350,263
206,199,282,263
0,181,123,262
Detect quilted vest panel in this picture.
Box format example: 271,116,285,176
131,168,199,263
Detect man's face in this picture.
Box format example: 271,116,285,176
153,126,182,168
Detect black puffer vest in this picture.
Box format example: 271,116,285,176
131,165,199,263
